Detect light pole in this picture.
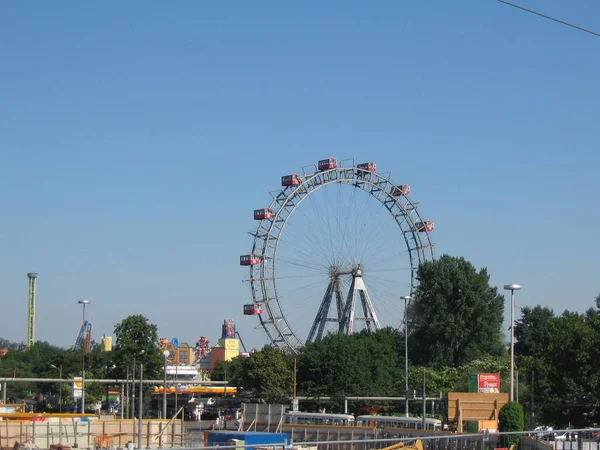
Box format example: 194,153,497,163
78,299,90,414
162,350,170,419
503,284,521,402
402,295,411,417
138,362,144,449
131,350,144,419
51,364,63,413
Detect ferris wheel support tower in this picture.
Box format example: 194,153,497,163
339,264,380,335
306,267,346,345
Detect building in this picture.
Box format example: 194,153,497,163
210,319,240,369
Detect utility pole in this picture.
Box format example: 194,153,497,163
530,370,535,429
292,358,298,411
422,371,426,430
138,363,143,449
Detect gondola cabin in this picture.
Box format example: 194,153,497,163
357,162,377,172
318,158,338,171
254,208,274,220
281,174,301,186
240,254,260,266
414,221,435,232
244,303,263,315
392,184,411,196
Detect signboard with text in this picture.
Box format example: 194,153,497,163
468,373,500,393
477,373,500,393
73,377,83,399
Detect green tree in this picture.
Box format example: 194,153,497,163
298,328,401,397
409,255,505,367
113,315,162,380
498,401,524,447
211,358,244,383
237,346,293,402
515,304,600,428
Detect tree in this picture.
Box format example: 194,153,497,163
211,358,244,383
515,305,600,428
236,346,293,403
408,255,505,367
298,328,401,397
113,315,162,380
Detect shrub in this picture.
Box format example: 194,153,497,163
499,401,524,448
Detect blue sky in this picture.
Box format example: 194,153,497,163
1,1,599,352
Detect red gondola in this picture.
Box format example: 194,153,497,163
318,158,338,171
254,208,274,220
357,162,377,172
240,254,260,266
244,303,263,315
415,221,435,232
392,184,411,196
281,174,301,186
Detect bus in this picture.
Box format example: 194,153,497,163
285,411,355,426
356,415,442,431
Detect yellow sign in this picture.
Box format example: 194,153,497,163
225,339,239,350
73,377,83,399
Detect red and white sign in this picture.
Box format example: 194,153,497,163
478,373,500,393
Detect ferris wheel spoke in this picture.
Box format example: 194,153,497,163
304,190,339,265
276,255,330,273
282,196,338,268
367,267,413,273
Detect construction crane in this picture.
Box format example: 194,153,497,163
236,331,248,353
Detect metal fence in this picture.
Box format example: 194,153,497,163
3,423,600,450
184,428,600,450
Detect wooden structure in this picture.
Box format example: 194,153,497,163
447,392,509,433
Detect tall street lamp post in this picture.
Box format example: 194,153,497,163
51,364,63,413
77,299,90,414
401,295,411,417
503,284,521,402
138,362,144,449
162,350,170,419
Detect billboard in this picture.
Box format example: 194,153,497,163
469,373,500,393
73,377,83,399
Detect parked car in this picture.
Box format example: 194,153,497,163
554,431,577,441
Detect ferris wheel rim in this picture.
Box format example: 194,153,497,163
246,162,435,354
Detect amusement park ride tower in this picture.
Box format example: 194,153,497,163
26,273,38,349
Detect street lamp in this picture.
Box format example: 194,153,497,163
162,350,170,419
401,295,411,417
504,284,521,402
131,349,144,419
77,299,90,414
138,362,144,449
51,364,63,413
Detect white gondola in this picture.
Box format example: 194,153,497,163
356,415,442,431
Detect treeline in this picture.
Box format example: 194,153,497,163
2,255,599,428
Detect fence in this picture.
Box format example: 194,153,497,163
0,418,183,449
2,421,600,450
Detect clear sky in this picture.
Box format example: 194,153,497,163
1,1,599,352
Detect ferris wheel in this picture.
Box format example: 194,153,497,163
240,158,435,353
